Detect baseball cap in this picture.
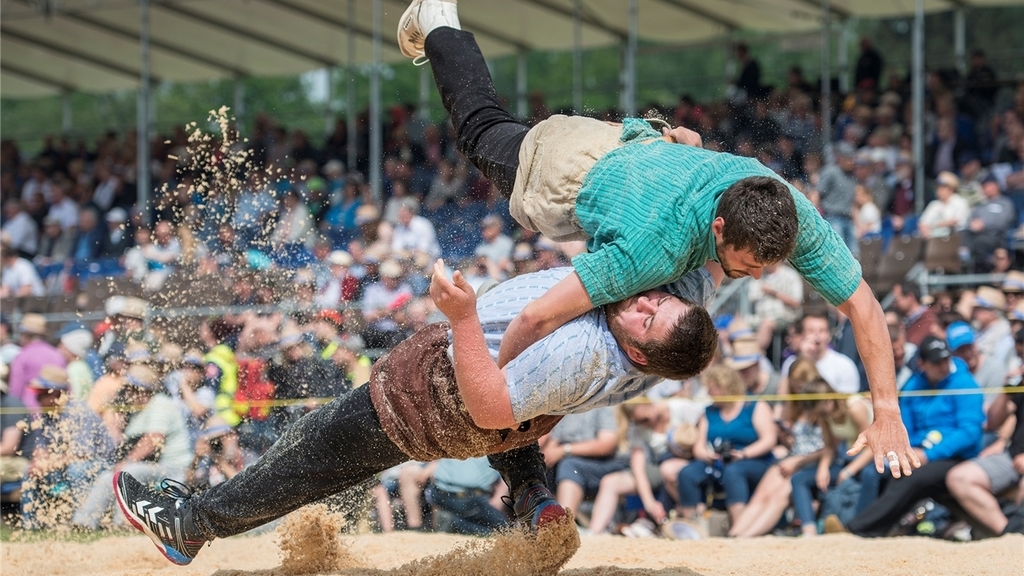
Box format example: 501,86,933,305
945,321,975,352
918,335,951,363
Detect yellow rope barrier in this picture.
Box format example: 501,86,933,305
2,385,1023,415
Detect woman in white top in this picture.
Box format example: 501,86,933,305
918,172,970,239
852,185,882,240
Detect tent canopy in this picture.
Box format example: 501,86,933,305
2,0,1016,99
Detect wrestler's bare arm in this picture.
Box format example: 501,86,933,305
429,259,516,430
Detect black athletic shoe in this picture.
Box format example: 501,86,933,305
512,484,567,532
113,472,207,566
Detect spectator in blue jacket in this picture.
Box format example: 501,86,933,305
830,336,984,536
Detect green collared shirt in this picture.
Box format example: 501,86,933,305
571,118,861,307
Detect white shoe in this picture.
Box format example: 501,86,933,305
397,0,461,65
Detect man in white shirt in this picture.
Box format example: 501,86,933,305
20,166,52,204
391,198,440,264
1,200,38,257
973,285,1015,368
45,183,80,232
474,214,514,273
0,244,44,298
781,312,861,394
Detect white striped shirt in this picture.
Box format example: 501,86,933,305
448,267,715,422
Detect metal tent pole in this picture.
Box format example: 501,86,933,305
820,0,832,152
912,0,925,213
838,20,850,95
516,50,528,120
369,0,382,203
347,0,357,173
621,0,638,117
61,91,72,134
954,8,966,76
573,0,582,114
419,66,431,118
233,77,246,125
137,0,151,226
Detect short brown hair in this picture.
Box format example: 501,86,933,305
624,298,718,381
716,176,798,264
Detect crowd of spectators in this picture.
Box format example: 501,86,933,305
2,37,1024,540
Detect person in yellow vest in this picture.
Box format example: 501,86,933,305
311,310,371,388
200,319,242,429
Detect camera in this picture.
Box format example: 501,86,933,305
712,438,734,463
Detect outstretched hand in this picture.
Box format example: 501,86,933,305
429,259,477,323
661,125,703,148
847,413,921,479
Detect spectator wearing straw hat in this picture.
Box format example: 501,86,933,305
973,286,1015,367
73,363,192,530
20,365,114,530
728,337,780,400
8,314,65,411
1001,271,1024,312
918,172,970,239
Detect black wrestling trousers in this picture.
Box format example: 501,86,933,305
425,27,529,198
191,385,408,539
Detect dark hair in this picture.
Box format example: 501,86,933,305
937,311,965,331
629,298,718,381
796,311,829,335
716,176,798,265
896,281,921,302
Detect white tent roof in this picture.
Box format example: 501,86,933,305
1,0,1019,98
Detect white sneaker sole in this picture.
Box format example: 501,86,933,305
397,0,427,60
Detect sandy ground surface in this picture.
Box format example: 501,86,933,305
3,507,1023,576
